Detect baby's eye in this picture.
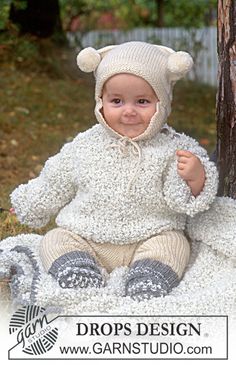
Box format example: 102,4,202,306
111,98,122,104
138,99,150,104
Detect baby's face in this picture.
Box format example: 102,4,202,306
102,74,158,138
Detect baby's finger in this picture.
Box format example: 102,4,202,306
176,150,193,158
177,162,186,170
177,156,189,164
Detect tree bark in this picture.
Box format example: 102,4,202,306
9,0,64,40
216,0,236,198
155,0,164,27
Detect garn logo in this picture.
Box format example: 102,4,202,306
9,305,58,355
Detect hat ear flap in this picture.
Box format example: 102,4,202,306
77,45,117,73
167,51,193,81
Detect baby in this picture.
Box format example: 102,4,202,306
11,42,218,301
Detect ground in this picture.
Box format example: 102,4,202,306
0,36,217,240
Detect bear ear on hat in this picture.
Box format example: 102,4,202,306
77,47,101,72
167,51,193,81
76,45,117,73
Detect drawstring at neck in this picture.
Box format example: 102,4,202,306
106,137,142,191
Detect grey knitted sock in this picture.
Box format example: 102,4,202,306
125,259,179,301
49,251,104,289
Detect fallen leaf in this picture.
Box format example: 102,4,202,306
34,164,43,174
29,171,36,178
10,139,18,146
31,155,39,161
15,106,30,115
199,138,210,146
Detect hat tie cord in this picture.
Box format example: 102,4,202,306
106,137,142,191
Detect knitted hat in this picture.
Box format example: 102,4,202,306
77,41,193,141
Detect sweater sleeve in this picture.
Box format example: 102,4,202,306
10,141,77,228
163,133,218,217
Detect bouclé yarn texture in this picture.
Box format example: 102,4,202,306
10,124,218,245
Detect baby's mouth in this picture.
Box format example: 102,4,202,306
121,118,140,125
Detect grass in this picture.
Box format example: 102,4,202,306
0,36,217,240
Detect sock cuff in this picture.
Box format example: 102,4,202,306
126,259,179,294
49,250,99,277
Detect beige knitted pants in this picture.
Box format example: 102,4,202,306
40,228,190,278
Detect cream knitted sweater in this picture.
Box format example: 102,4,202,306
11,124,218,245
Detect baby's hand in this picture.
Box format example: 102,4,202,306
176,150,206,197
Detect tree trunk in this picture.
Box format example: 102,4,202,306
9,0,64,41
216,0,236,198
155,0,164,27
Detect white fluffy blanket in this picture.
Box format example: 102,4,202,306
0,197,236,316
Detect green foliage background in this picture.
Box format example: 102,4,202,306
0,0,217,31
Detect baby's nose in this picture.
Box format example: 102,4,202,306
123,105,137,116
